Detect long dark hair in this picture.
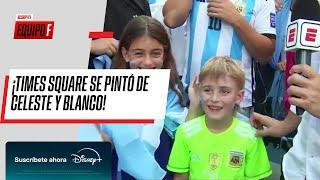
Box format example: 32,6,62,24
113,16,186,107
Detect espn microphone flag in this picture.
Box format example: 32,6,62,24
285,0,320,116
286,0,320,52
285,19,320,52
285,0,320,52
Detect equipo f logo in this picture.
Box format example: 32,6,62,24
14,14,54,39
71,148,102,165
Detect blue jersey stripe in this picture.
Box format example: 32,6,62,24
185,1,200,84
230,0,256,61
200,25,222,67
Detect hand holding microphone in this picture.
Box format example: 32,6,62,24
287,64,320,118
285,0,320,117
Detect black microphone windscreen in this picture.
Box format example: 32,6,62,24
291,0,320,21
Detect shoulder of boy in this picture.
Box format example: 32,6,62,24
233,118,257,140
178,115,204,138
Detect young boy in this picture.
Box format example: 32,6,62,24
167,56,272,179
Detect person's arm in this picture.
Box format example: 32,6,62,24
233,16,275,63
287,64,320,118
186,103,204,121
275,0,283,11
90,38,119,56
207,0,275,63
186,77,204,121
174,173,188,180
250,63,320,137
95,124,112,143
162,0,192,28
277,60,286,71
251,111,300,137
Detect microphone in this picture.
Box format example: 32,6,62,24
285,0,320,116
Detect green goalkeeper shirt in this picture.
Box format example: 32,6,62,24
167,115,272,180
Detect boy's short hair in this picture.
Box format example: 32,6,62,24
199,56,245,89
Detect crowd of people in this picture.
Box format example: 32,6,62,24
79,0,320,179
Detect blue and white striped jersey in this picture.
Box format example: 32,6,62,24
183,0,276,107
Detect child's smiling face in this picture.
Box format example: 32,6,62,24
122,35,164,69
200,75,244,122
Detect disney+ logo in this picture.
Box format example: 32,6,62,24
71,148,102,165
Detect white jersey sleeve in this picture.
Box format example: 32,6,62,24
253,0,276,35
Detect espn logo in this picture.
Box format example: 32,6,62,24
286,22,298,48
16,14,33,21
288,28,296,43
301,22,320,48
14,14,54,39
305,28,317,42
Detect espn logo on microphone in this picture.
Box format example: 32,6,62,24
287,23,298,45
302,25,318,44
286,19,320,51
14,14,54,39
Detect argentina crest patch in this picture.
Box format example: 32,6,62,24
229,151,244,168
